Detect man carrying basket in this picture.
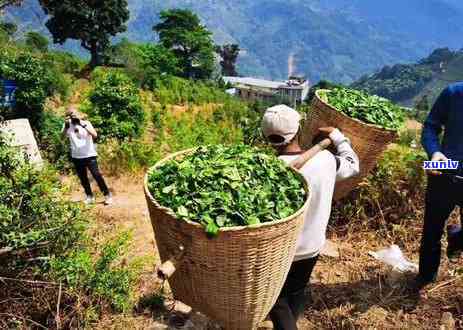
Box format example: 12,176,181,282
261,104,360,330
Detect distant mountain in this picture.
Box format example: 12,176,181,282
4,0,463,83
352,48,463,106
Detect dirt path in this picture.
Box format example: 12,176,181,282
70,174,463,329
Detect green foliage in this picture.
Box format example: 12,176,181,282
352,64,434,103
154,76,227,105
51,232,139,313
154,9,215,79
332,145,427,233
39,0,129,68
0,21,17,37
98,139,161,173
0,50,66,127
413,94,430,123
148,145,306,236
45,50,85,76
318,87,406,130
155,105,244,153
307,80,344,103
351,48,463,105
37,110,71,171
0,136,86,271
97,80,259,175
135,44,181,89
106,40,182,90
24,31,49,52
84,70,145,141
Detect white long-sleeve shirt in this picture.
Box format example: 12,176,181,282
279,129,360,261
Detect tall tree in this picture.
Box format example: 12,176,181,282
39,0,129,68
216,44,240,76
153,9,215,79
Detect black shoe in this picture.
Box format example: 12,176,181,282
447,225,462,262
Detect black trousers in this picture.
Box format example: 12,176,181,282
419,174,463,282
270,256,319,330
72,156,110,197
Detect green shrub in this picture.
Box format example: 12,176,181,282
46,51,85,77
37,110,72,171
50,232,140,313
84,70,145,141
98,139,161,173
332,145,427,236
0,50,69,127
0,136,86,272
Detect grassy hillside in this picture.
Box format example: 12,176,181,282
4,0,463,83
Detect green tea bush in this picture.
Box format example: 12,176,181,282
157,108,243,152
51,232,140,313
37,110,71,171
154,76,228,105
98,139,161,173
84,70,145,141
0,136,86,272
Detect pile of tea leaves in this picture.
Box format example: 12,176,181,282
318,87,406,130
147,145,307,236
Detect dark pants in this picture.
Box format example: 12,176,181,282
270,256,319,330
72,156,110,197
419,174,463,282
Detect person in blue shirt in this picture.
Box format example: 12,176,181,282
419,82,463,286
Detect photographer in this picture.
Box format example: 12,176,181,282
62,105,112,205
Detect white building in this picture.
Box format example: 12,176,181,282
223,76,310,106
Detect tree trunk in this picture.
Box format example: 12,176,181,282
89,41,102,69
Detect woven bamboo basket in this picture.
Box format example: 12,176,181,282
144,149,311,330
300,89,398,200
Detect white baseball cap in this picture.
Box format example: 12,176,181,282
262,104,302,146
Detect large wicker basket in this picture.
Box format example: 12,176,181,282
144,149,311,330
300,90,398,200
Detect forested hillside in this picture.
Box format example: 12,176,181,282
4,0,463,83
352,48,463,107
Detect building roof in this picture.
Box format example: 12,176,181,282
223,76,285,89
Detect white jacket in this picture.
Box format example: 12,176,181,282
279,129,360,261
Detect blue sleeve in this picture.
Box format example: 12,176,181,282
421,87,450,159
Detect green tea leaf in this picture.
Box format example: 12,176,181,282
148,145,307,237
